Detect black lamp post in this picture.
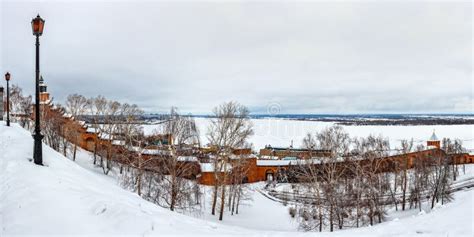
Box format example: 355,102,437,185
4,72,10,126
32,14,45,166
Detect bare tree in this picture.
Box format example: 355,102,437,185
296,126,351,232
297,133,325,231
453,139,466,175
121,107,202,212
118,105,151,198
442,138,466,181
87,96,107,165
227,150,253,216
428,152,453,209
409,147,430,211
163,107,200,146
64,94,88,161
356,135,390,225
9,84,32,128
65,94,88,118
117,103,144,173
87,96,122,174
41,104,65,152
399,139,413,211
207,101,253,221
161,146,200,211
316,126,350,232
157,107,201,212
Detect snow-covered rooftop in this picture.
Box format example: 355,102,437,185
200,162,232,172
128,146,171,156
259,155,279,160
39,99,52,105
86,127,98,133
229,154,257,159
177,156,199,162
63,112,73,119
112,140,125,146
256,158,331,166
99,132,114,140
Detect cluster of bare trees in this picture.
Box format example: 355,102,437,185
37,94,256,217
40,103,71,156
441,138,466,181
39,93,144,177
412,141,460,210
64,94,88,161
158,108,201,211
37,92,202,213
120,107,203,213
295,126,357,231
123,101,255,218
207,101,254,221
394,139,461,212
225,152,254,217
84,95,144,174
8,84,32,128
287,126,461,232
6,86,87,160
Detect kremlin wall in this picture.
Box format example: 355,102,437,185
10,78,474,186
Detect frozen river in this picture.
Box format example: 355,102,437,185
142,118,474,151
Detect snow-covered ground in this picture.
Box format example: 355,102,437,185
195,169,474,235
1,122,473,236
0,123,249,236
195,184,300,232
142,118,474,151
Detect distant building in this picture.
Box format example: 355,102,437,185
146,134,173,146
259,145,331,159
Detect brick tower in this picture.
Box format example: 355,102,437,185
39,76,50,102
427,130,440,149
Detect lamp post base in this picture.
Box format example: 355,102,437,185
33,133,44,165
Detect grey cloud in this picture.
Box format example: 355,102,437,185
1,1,471,114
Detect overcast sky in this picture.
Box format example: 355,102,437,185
1,1,472,114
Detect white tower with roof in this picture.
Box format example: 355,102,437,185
427,130,440,149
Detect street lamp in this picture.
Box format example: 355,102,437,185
4,72,10,126
32,14,45,165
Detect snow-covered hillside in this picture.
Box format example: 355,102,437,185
0,123,250,236
1,122,473,236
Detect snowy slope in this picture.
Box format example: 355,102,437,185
1,122,473,236
0,124,250,236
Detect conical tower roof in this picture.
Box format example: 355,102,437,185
429,130,438,141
